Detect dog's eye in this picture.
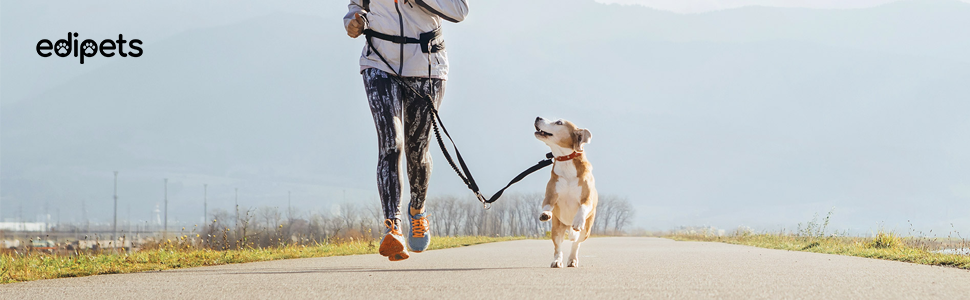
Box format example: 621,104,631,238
555,120,563,125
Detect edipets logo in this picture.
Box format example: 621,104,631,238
36,32,143,64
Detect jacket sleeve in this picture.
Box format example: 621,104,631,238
344,0,368,30
414,0,468,23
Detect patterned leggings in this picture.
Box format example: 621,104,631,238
362,68,444,221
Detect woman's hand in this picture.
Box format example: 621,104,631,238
346,13,365,38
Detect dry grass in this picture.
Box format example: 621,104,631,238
667,211,970,269
0,236,523,284
667,231,970,270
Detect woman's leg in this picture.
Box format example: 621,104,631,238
363,68,410,261
400,76,444,253
362,68,405,221
403,77,445,212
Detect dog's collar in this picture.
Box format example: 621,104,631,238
555,151,583,161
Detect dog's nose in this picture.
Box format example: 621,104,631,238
536,116,543,122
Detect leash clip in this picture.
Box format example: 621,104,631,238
474,192,491,210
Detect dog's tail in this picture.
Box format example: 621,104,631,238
567,229,580,241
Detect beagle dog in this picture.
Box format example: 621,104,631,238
534,117,597,268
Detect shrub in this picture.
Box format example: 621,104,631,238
867,232,902,249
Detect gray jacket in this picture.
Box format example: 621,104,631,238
344,0,468,80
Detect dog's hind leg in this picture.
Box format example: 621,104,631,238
550,218,565,268
567,241,581,267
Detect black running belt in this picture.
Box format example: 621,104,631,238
363,34,553,208
364,29,420,44
364,28,445,54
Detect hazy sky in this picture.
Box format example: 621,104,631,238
2,0,969,235
596,0,970,13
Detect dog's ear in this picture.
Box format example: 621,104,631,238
573,128,592,151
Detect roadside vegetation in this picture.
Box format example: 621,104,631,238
667,211,970,270
0,193,637,284
0,235,522,284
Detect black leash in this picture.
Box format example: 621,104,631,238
363,28,553,209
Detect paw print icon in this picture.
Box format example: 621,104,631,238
81,41,97,55
79,40,101,64
55,41,70,56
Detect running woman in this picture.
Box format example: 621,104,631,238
344,0,468,261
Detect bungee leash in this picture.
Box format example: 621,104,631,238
361,12,553,209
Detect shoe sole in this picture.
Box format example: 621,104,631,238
388,252,409,261
379,233,405,257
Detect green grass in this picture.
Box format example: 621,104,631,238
0,236,523,284
667,232,970,270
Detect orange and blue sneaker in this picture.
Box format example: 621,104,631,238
379,219,409,261
407,212,431,252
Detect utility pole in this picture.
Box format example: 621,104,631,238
287,191,291,221
234,188,239,227
113,171,118,240
203,184,208,225
81,200,88,234
19,205,24,241
164,178,168,237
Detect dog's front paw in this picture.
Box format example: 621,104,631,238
539,211,552,222
572,214,586,231
567,259,579,268
551,260,563,268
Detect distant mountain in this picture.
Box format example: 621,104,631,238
2,0,969,232
2,13,373,223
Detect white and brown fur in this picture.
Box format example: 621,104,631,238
534,117,596,268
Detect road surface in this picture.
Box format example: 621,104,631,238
3,237,969,299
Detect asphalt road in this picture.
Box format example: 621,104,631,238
3,237,969,299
